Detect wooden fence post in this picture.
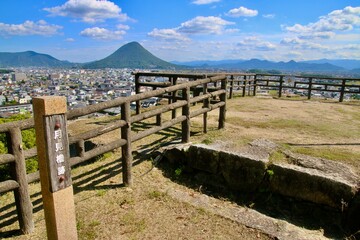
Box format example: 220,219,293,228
229,75,234,99
76,139,85,158
156,114,162,127
182,87,191,143
7,128,34,234
172,77,178,119
219,78,227,129
121,102,133,186
168,77,173,106
308,77,313,100
278,76,284,98
253,75,257,96
339,79,346,102
135,74,141,115
33,96,78,240
242,75,246,97
203,83,209,133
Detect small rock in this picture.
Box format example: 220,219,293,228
124,187,133,193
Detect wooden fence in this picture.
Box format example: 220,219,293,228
1,71,360,235
134,72,256,115
250,74,360,102
0,75,227,234
135,72,360,102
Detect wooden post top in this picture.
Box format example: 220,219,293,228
33,96,67,116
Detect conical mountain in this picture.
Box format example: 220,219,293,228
83,42,177,69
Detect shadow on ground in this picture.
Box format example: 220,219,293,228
0,125,182,239
154,155,359,240
2,122,358,239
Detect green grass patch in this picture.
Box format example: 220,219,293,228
335,107,360,120
94,152,113,163
227,117,308,130
202,138,214,145
227,116,359,140
89,220,101,227
77,218,99,240
121,212,147,233
96,189,107,197
269,90,279,97
269,151,287,163
291,146,360,162
147,190,166,200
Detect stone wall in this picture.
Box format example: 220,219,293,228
163,143,360,233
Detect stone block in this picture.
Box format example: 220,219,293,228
219,151,267,192
268,163,357,209
188,145,220,174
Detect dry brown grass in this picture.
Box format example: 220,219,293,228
1,151,271,239
1,96,359,239
190,96,360,175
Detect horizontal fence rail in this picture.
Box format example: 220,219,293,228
1,71,359,235
135,72,360,102
253,74,360,102
0,74,227,235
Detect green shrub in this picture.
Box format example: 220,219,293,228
0,113,37,182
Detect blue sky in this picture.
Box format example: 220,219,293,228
0,0,359,63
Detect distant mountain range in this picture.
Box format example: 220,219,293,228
173,59,360,71
0,51,74,68
0,42,359,73
173,59,360,73
301,59,360,70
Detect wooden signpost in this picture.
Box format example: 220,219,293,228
33,96,78,240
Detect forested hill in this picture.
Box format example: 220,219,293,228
0,51,74,68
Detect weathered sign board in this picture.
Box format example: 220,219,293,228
44,114,72,192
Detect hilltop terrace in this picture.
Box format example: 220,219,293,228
0,70,359,239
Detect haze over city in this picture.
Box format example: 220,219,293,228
0,0,359,63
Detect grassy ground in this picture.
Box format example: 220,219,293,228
1,95,359,239
1,151,271,239
191,96,360,175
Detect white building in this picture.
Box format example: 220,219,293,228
11,73,27,82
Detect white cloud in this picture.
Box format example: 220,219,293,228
284,6,360,39
148,16,235,42
286,51,302,58
225,28,240,33
148,28,190,41
80,27,125,40
44,0,130,23
237,36,276,51
340,44,360,51
227,6,258,18
298,32,335,39
192,0,221,5
335,50,360,59
280,37,329,51
0,20,62,36
116,24,130,30
280,37,303,45
278,6,360,60
65,38,75,42
178,16,235,34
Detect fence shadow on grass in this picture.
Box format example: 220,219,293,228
0,124,185,238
